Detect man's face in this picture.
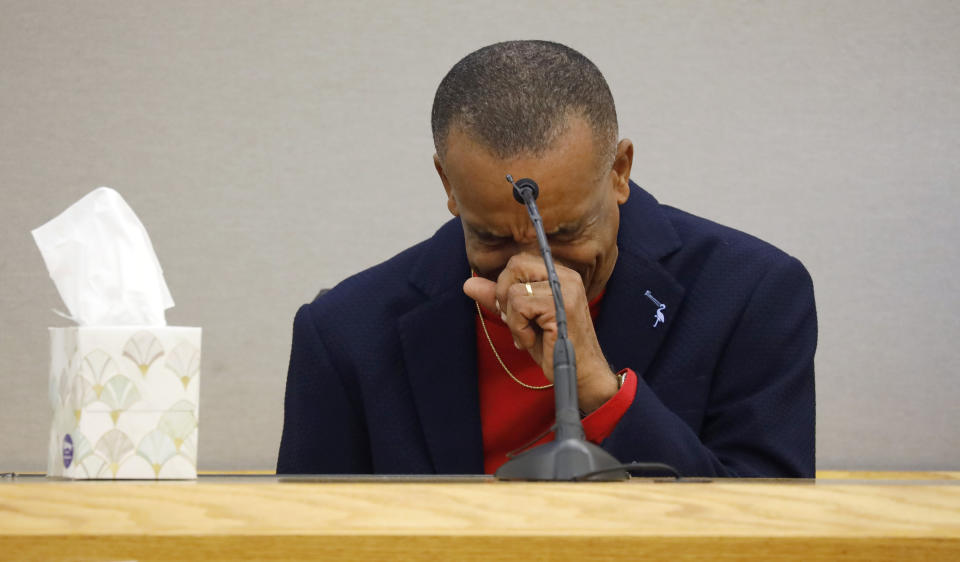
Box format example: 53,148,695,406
435,117,632,301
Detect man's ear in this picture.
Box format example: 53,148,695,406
611,139,634,204
434,153,459,216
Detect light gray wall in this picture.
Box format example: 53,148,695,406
2,1,958,471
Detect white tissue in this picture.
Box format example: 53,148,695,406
32,187,174,326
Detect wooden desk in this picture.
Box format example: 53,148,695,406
2,473,959,561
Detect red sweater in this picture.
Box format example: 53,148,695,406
475,295,637,474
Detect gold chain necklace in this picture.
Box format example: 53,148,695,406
475,301,553,390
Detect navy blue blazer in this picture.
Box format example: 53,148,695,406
277,183,817,477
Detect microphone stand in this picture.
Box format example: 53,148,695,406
494,175,627,481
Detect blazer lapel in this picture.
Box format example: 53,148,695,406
398,220,484,474
597,250,685,380
596,183,686,381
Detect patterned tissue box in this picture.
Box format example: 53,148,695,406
46,327,201,479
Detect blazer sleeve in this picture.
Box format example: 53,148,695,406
601,255,817,477
276,303,373,474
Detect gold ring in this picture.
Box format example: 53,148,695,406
525,282,534,296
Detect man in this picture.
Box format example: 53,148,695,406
277,41,816,477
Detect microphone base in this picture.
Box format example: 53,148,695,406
494,438,627,481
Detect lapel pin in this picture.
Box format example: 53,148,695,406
644,290,666,327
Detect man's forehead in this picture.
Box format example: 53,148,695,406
461,186,600,236
467,214,584,237
444,117,606,174
448,127,605,189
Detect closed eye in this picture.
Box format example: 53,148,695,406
547,224,584,243
470,228,512,247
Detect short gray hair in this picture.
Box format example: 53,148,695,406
431,40,618,164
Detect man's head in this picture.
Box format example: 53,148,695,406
432,40,618,164
432,41,633,300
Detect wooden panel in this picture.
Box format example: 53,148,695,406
2,478,959,561
816,471,960,480
5,535,960,562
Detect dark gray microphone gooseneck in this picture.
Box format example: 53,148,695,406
494,174,627,481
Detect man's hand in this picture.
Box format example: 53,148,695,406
463,253,619,414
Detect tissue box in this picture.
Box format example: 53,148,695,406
46,327,201,479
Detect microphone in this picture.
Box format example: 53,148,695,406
510,176,539,203
495,175,627,481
